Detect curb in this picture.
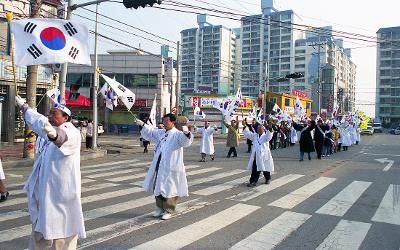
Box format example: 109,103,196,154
3,149,108,169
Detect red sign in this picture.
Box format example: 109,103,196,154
327,95,334,112
133,99,147,107
292,89,308,99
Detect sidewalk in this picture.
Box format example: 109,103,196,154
1,143,107,168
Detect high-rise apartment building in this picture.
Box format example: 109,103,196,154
376,26,400,124
295,27,356,113
239,0,304,97
180,15,236,95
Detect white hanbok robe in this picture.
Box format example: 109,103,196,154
23,108,85,240
196,127,216,155
290,127,298,144
243,127,274,172
0,159,5,180
350,127,357,145
141,125,193,198
340,127,352,147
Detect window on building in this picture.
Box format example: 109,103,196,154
67,73,93,87
123,74,158,88
269,97,277,103
285,98,291,106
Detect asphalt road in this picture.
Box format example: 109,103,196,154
0,132,399,250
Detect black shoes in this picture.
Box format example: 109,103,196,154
246,183,256,187
0,192,9,202
265,179,270,184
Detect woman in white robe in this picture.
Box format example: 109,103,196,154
15,96,85,249
195,121,217,162
242,122,274,187
340,125,352,151
0,159,9,202
138,113,193,220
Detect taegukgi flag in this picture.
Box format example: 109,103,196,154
11,18,91,66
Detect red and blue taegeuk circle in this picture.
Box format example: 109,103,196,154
40,27,66,50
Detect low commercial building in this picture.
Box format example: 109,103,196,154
67,50,176,133
264,91,313,116
182,93,254,134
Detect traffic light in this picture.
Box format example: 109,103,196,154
123,0,162,9
285,72,305,79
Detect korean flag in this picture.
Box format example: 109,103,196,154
11,18,91,66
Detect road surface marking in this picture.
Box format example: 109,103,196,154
228,174,304,202
88,168,143,179
82,159,139,169
189,169,246,186
372,184,400,225
269,177,336,209
192,176,248,196
230,211,311,250
316,220,371,250
130,204,259,250
81,162,150,174
0,210,30,222
316,181,372,216
374,158,395,171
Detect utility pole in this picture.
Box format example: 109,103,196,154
58,0,73,105
23,0,41,158
317,43,321,114
175,41,180,115
92,3,99,149
263,14,271,119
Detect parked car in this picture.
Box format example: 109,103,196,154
361,126,374,135
371,122,382,133
389,127,400,135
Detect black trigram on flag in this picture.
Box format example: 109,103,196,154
118,85,126,93
69,47,79,59
64,22,78,36
24,22,37,34
27,44,42,59
126,96,134,103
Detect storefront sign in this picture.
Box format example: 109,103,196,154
133,99,147,107
292,89,308,99
190,96,253,110
284,106,294,113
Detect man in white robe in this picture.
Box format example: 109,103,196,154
195,121,217,162
15,96,85,250
136,113,193,220
242,120,274,187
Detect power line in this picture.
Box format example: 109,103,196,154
80,6,177,46
72,11,177,49
163,1,380,44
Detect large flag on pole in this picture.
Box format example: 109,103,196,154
99,83,114,110
11,18,91,66
294,96,305,117
148,94,157,127
194,106,206,118
46,87,61,104
100,74,135,111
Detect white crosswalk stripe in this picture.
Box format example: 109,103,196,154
371,184,400,225
316,181,372,217
0,158,398,250
228,174,304,202
130,204,260,250
316,220,371,250
269,177,336,209
230,211,312,250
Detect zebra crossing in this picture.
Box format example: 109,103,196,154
0,158,399,250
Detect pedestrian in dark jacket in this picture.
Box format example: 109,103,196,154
293,120,316,161
245,119,258,153
313,119,328,159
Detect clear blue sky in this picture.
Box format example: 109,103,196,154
71,0,399,117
